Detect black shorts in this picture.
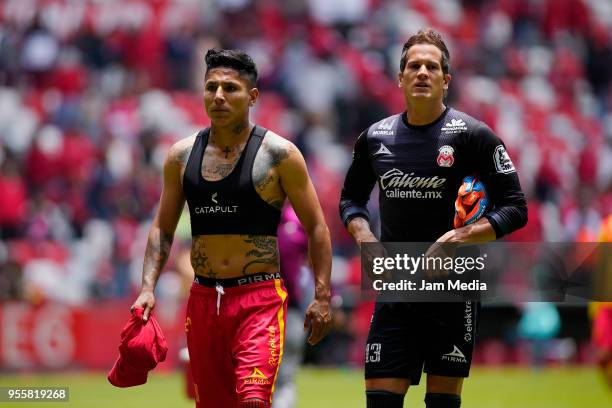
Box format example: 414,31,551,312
364,301,480,385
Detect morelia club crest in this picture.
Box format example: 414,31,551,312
437,145,455,167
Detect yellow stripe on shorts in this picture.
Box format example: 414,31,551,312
271,279,287,401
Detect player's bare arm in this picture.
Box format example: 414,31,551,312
347,217,390,282
253,133,290,210
131,137,193,321
348,217,379,247
272,132,332,345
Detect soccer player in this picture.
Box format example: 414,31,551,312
339,29,527,408
131,49,332,408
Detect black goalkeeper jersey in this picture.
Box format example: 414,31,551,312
339,107,527,242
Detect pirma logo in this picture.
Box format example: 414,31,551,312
374,143,392,156
212,192,218,204
437,145,455,167
442,345,467,363
243,367,270,385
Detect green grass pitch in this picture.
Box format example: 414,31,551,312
1,367,611,407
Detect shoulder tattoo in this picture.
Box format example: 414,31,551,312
253,138,291,192
168,142,192,167
269,141,290,167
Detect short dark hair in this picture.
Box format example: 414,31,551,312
204,48,258,87
399,28,451,75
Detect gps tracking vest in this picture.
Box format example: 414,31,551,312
183,126,281,236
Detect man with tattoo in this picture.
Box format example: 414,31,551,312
130,49,333,408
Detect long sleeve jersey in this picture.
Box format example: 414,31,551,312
339,107,527,242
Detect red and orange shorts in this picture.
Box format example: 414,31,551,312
185,273,288,407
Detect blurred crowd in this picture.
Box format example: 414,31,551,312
0,0,610,314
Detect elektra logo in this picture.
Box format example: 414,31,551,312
464,301,473,342
379,168,446,199
194,192,238,215
372,117,397,136
441,118,467,134
441,346,467,363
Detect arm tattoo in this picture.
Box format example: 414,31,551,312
168,144,192,167
252,160,270,193
241,235,279,274
253,139,290,195
268,199,285,210
191,239,217,278
143,230,174,288
255,173,274,193
269,144,289,167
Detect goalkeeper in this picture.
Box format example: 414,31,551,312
339,28,527,408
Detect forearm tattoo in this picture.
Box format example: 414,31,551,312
242,235,279,274
143,230,174,287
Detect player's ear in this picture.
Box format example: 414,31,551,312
398,72,403,88
443,73,451,90
249,88,259,106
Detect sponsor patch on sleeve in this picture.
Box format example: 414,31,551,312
493,145,516,174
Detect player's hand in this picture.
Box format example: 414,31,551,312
359,237,390,283
303,297,332,345
130,290,156,322
423,237,458,280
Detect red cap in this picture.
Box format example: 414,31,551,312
108,307,168,387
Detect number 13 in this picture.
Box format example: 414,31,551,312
366,343,381,363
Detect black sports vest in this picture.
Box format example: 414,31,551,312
183,126,281,236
